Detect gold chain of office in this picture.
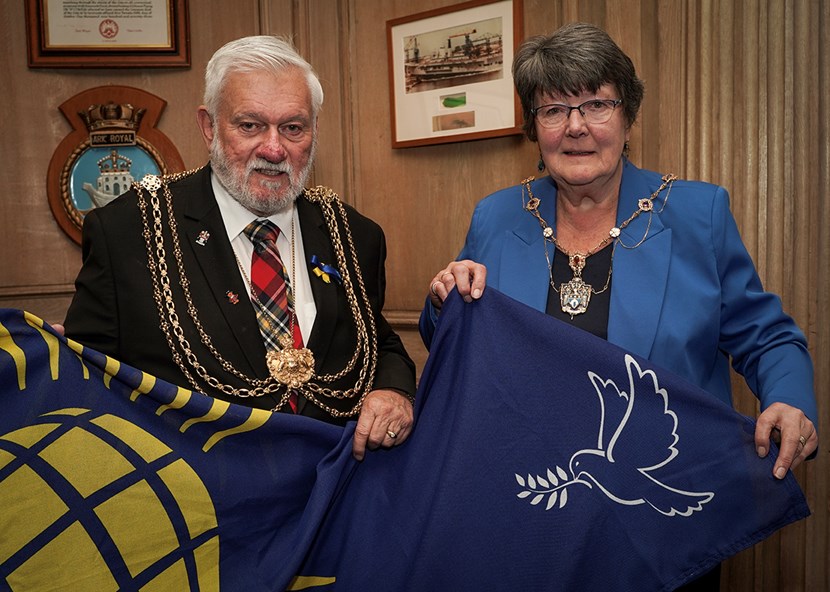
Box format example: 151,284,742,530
522,173,677,317
135,167,379,418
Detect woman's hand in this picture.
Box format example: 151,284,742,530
755,401,818,478
428,260,487,311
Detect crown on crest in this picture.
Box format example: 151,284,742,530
79,102,146,132
97,149,133,173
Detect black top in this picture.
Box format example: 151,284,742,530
545,243,613,339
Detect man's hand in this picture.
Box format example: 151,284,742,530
352,389,414,461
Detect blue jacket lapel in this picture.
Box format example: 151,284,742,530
607,161,671,358
501,177,558,313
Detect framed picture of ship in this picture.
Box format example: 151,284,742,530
47,86,185,245
387,0,523,148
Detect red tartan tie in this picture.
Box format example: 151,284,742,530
243,219,302,411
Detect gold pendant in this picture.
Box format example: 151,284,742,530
266,345,315,388
560,277,592,318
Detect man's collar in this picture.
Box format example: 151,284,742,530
210,170,299,240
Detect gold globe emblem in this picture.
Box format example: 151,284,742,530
0,408,219,590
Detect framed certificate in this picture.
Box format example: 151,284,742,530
25,0,190,68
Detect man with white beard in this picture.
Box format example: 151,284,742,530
64,36,416,460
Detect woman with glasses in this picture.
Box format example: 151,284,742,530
420,22,817,591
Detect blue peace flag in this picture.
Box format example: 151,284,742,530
0,289,810,591
297,289,810,591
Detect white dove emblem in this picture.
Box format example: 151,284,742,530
516,354,715,516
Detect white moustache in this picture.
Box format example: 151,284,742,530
248,160,292,175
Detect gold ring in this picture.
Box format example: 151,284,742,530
442,272,453,280
798,435,807,447
386,430,398,439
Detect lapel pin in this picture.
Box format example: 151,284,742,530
311,255,343,285
226,291,239,304
196,230,210,246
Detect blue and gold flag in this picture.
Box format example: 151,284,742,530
0,309,355,591
0,289,810,591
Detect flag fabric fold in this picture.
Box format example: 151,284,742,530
0,290,810,591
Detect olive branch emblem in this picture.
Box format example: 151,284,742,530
515,466,591,511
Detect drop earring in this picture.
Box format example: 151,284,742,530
537,156,545,172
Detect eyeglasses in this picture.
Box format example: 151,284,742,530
531,99,623,128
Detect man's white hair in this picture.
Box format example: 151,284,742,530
203,35,324,118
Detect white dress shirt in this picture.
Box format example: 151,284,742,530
211,173,318,343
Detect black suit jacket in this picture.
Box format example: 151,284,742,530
64,165,416,425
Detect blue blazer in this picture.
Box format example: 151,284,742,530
421,159,817,421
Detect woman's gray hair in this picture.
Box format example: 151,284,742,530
512,22,644,141
203,35,324,118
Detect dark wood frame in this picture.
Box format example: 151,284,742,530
25,0,190,68
386,0,523,148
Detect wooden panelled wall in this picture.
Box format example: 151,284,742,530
0,1,826,589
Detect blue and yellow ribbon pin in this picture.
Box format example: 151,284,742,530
311,255,342,284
